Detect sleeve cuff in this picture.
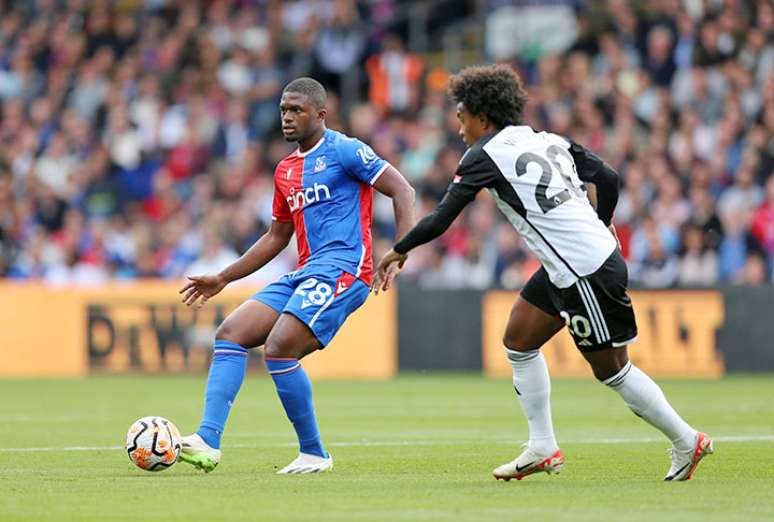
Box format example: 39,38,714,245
369,162,391,185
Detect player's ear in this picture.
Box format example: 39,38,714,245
317,107,327,121
476,112,489,129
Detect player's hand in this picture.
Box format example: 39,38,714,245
372,249,408,295
608,224,621,251
179,274,228,308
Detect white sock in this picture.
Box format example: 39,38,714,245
604,362,697,451
507,348,558,456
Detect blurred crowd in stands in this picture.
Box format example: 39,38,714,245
0,0,772,289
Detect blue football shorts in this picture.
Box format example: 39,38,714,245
252,264,370,346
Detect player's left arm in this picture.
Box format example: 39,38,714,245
569,141,619,226
371,166,417,291
338,138,417,291
373,166,416,249
569,141,621,245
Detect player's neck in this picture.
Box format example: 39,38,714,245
298,126,326,153
469,126,499,145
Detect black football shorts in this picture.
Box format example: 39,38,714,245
520,250,638,352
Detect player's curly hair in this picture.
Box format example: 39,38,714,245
447,64,527,128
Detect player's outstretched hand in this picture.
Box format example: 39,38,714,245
372,249,407,295
179,274,228,308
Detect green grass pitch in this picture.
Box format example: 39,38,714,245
1,374,773,521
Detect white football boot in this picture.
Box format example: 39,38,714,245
277,452,334,474
178,433,221,473
664,432,714,481
493,445,564,481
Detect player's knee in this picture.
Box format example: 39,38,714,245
503,331,531,352
264,331,292,359
215,321,246,347
590,366,612,381
503,332,518,350
589,359,626,381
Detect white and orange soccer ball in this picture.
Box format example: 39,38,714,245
125,416,182,472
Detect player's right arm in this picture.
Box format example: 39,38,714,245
179,221,294,308
180,174,295,308
373,147,497,291
217,220,295,284
373,186,472,293
391,187,472,255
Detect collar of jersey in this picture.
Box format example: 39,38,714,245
296,133,327,157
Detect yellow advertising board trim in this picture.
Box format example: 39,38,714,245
0,282,87,377
0,282,396,379
483,290,725,378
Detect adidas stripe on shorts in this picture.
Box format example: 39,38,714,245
520,249,638,352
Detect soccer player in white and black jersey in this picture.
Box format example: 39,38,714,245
373,65,713,482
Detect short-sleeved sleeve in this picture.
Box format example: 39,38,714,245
336,136,390,185
568,141,619,226
568,141,606,182
446,146,500,202
271,175,292,223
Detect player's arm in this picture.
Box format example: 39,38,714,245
218,221,294,283
373,166,416,245
373,190,472,293
336,138,417,291
569,141,619,226
374,148,495,292
179,221,294,308
181,172,294,308
396,189,472,254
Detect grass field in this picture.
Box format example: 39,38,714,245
1,374,773,522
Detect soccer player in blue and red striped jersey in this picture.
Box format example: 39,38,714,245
177,78,415,474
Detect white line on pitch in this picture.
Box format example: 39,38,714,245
1,434,773,453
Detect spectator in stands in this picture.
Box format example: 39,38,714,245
677,222,719,287
365,33,424,115
0,0,772,288
751,176,774,261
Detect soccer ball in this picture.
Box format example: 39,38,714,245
125,416,182,472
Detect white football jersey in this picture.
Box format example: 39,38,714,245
449,126,617,288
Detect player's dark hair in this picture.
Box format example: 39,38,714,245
447,64,527,128
283,77,327,110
